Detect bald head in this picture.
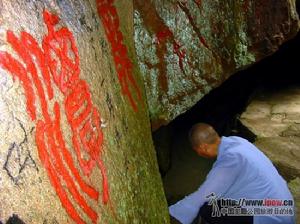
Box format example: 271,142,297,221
189,123,220,148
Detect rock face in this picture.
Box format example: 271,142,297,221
240,86,300,222
133,0,300,130
0,1,168,223
240,87,300,180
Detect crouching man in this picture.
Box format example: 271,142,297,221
169,123,295,224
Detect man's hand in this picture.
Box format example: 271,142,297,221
170,215,181,224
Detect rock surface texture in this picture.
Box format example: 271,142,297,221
0,1,168,223
1,0,300,223
134,0,300,129
240,86,300,222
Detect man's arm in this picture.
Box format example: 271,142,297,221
169,153,240,224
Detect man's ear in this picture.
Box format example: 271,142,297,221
202,143,208,152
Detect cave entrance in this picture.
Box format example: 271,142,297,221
152,31,300,206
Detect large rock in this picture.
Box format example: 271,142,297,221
133,0,300,130
240,86,300,222
0,1,168,223
240,87,300,180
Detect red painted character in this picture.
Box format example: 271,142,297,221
0,10,110,224
96,0,142,112
156,27,187,73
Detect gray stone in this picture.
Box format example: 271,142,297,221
240,86,300,223
0,1,168,223
134,0,300,130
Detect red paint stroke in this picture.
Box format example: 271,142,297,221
173,42,186,72
21,31,54,100
156,29,173,44
96,0,142,112
156,28,187,73
193,0,202,8
65,79,109,203
39,103,98,221
0,10,111,224
36,120,86,224
42,12,80,94
0,51,36,120
243,0,250,12
54,103,100,201
177,1,210,50
43,9,109,205
199,36,209,49
6,30,51,122
65,80,93,132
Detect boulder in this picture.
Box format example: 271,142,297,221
0,1,168,223
133,0,300,130
240,86,300,222
240,87,300,180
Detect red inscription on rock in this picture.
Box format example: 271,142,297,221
156,27,187,73
96,0,142,112
0,10,109,224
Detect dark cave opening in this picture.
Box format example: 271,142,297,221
153,31,300,205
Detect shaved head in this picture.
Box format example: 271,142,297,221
189,123,219,148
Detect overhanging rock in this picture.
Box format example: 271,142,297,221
134,0,300,130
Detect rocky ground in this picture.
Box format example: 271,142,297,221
240,86,300,222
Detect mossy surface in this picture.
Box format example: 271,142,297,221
0,1,169,223
134,0,299,130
